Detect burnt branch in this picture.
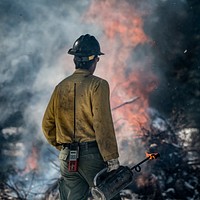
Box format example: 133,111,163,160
112,97,140,111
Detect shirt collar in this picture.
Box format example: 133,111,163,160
73,69,92,76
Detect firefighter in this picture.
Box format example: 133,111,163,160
42,34,120,200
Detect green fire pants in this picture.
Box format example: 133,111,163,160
58,143,106,200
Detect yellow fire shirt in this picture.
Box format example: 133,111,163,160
42,69,119,161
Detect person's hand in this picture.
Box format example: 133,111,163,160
107,158,120,172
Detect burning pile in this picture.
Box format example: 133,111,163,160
85,0,158,138
84,0,200,199
0,0,199,199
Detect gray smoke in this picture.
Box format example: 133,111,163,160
0,0,99,196
1,0,197,198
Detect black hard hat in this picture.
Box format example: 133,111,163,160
68,34,104,57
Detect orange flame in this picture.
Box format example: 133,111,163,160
145,152,160,160
85,0,158,137
85,0,149,47
23,146,39,174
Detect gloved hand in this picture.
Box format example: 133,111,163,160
107,158,120,172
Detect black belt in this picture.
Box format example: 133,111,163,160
62,141,97,149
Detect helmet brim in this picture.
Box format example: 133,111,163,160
68,48,104,56
68,48,76,55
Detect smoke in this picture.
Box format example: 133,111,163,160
1,0,199,198
145,0,197,117
0,0,97,195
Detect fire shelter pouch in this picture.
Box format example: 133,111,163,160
59,147,69,161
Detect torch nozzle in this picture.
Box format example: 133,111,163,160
146,152,160,159
130,152,160,172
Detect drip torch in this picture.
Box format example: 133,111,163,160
91,152,160,200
